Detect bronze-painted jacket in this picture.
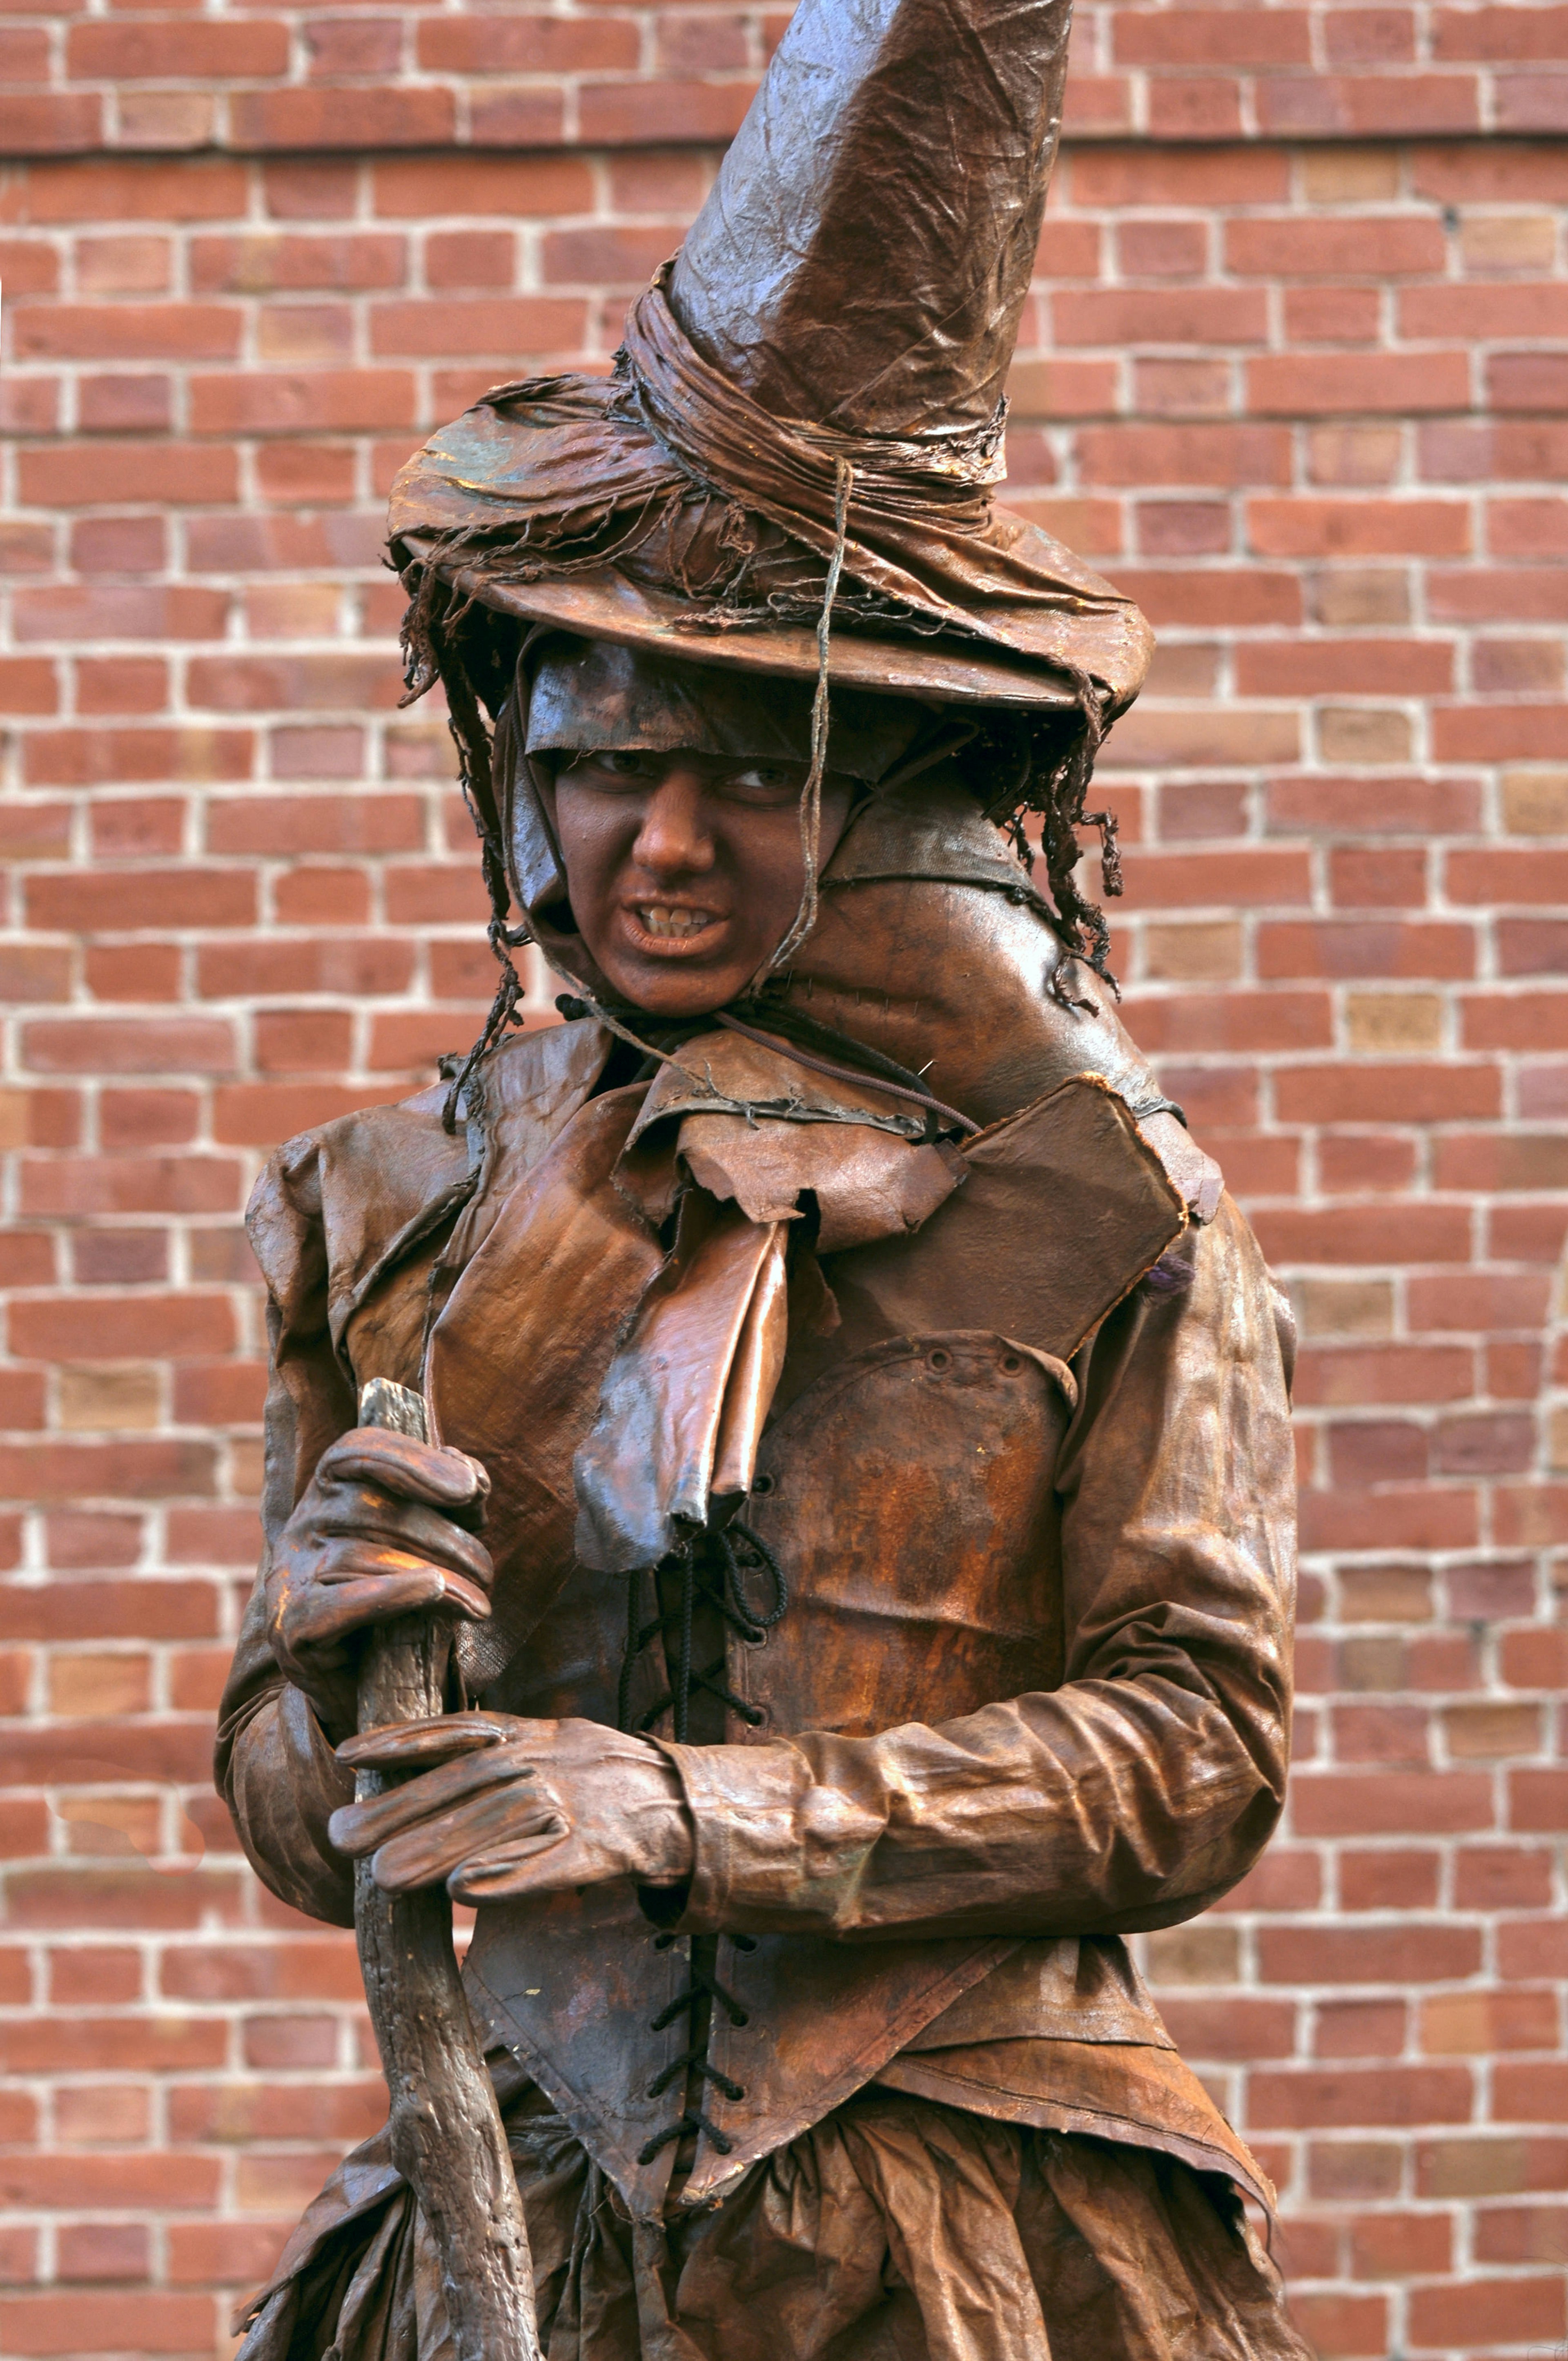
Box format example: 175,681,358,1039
217,796,1296,2226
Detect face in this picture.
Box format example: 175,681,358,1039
547,750,857,1018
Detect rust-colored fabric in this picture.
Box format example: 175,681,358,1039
217,789,1296,2353
388,0,1153,720
238,2078,1307,2361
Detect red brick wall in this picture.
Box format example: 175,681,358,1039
2,9,1567,2357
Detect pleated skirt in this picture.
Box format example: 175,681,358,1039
247,2085,1310,2361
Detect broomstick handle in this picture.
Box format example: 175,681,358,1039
354,1377,541,2361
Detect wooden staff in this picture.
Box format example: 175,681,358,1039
354,1376,541,2361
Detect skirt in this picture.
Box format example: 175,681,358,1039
249,2085,1311,2361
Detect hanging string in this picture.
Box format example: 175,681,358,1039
763,456,854,981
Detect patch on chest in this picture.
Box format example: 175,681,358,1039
825,1071,1187,1366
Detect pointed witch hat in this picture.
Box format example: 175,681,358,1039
390,0,1152,736
391,0,1156,1106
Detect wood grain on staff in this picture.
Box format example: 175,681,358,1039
353,1376,540,2361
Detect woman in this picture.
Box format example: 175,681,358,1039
218,1,1307,2352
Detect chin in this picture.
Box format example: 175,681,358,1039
611,961,744,1020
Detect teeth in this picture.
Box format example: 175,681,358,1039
638,905,714,939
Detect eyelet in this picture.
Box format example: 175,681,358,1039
1000,1352,1022,1374
927,1348,951,1373
750,1473,775,1497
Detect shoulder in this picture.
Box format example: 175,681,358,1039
245,1018,611,1322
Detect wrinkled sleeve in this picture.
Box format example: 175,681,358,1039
214,1140,359,1929
660,1194,1296,1942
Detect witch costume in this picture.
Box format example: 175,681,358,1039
217,0,1309,2352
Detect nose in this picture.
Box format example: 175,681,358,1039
629,763,715,878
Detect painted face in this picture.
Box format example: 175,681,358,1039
525,639,936,1019
546,748,858,1018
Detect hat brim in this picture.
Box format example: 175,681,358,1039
412,540,1109,713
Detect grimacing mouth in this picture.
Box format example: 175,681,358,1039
619,901,731,957
636,903,718,940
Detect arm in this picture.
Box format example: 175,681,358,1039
334,1199,1294,1938
216,1283,362,1927
662,1193,1295,1940
215,1144,493,1927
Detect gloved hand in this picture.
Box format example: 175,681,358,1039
265,1429,494,1741
329,1712,695,1902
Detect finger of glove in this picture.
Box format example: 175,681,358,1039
366,1787,566,1892
281,1568,487,1655
320,1431,489,1514
314,1499,494,1590
448,1834,578,1901
337,1711,510,1770
311,1539,492,1622
328,1747,535,1855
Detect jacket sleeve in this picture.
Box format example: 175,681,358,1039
661,1194,1297,1942
214,1141,359,1929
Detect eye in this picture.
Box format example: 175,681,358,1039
561,750,652,788
721,764,802,805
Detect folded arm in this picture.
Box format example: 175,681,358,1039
660,1195,1296,1942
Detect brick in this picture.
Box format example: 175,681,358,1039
1102,706,1301,769
578,76,755,145
16,442,237,507
371,155,594,218
1258,923,1472,981
1228,216,1444,279
1349,2211,1450,2279
190,662,403,722
1290,1774,1494,1837
1275,1063,1498,1123
187,369,415,436
1247,498,1470,560
1404,281,1568,341
0,96,102,155
1423,1989,1559,2055
423,229,518,294
1436,5,1568,59
0,2293,214,2355
1474,2204,1568,2263
1496,71,1568,130
67,20,287,79
1407,2276,1564,2349
12,303,240,364
418,14,638,73
1284,285,1383,346
1418,2134,1568,2198
1053,288,1268,348
1238,640,1453,697
1260,71,1479,136
230,87,455,150
190,233,406,296
1249,2065,1473,2129
160,1938,363,2005
27,869,256,933
162,2217,301,2285
1247,351,1471,417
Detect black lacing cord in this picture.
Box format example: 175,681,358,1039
637,1928,762,2160
619,1523,788,1745
621,1519,788,2165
